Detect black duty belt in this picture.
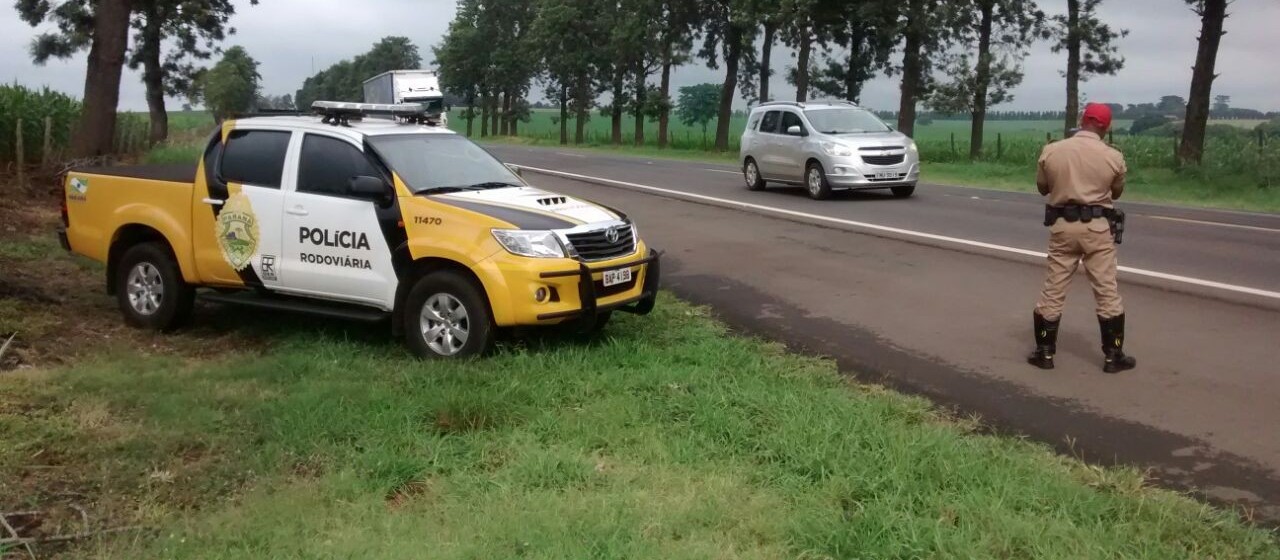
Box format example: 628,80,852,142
1043,204,1126,244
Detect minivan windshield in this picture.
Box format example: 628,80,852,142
367,134,521,194
803,107,891,134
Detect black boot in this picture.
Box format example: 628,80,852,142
1098,314,1137,373
1027,312,1059,370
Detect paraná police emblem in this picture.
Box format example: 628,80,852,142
216,192,259,271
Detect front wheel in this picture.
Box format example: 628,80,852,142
403,271,495,359
743,158,766,191
806,162,832,200
891,184,916,198
116,242,194,331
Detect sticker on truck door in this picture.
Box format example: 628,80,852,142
216,192,259,271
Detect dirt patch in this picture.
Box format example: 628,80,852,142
0,176,267,371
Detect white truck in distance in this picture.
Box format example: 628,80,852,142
363,70,448,127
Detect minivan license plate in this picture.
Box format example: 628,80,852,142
875,172,900,180
603,268,632,287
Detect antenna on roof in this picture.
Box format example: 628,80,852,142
310,101,433,126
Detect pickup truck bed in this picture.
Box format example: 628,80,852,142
71,164,197,183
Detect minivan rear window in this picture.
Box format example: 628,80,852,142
759,111,781,133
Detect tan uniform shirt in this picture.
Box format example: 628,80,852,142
1036,131,1127,208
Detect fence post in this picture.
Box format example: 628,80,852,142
42,116,53,167
950,132,955,154
1046,132,1052,144
1260,128,1266,152
15,119,25,187
997,133,1003,160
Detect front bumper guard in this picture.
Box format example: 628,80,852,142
535,249,661,329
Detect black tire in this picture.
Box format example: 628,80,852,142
403,270,495,359
115,241,194,331
891,184,916,198
743,158,766,191
805,162,832,200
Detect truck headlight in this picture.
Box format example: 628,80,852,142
492,229,567,258
820,141,853,157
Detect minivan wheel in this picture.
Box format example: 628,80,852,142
404,270,495,359
891,184,916,198
744,159,766,191
116,242,194,331
806,162,832,200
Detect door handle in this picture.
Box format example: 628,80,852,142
286,206,309,216
201,197,224,206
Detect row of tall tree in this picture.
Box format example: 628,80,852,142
434,0,1231,164
15,0,257,156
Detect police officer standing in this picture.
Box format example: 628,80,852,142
1028,103,1136,373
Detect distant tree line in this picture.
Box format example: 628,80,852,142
430,0,1235,166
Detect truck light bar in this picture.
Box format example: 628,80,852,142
311,100,431,126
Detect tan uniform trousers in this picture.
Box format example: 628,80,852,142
1034,219,1124,321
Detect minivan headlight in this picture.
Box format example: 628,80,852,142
907,141,919,154
820,141,853,157
492,229,567,258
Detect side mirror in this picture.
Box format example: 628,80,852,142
786,125,805,136
505,163,523,178
349,175,391,203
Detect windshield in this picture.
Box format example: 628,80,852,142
368,134,520,194
803,108,891,134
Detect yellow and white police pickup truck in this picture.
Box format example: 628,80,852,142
58,102,659,358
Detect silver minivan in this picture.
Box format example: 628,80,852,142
739,101,920,200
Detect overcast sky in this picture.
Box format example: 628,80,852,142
3,0,1278,113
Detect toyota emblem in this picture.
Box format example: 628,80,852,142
605,227,621,244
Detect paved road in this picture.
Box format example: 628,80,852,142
488,144,1280,521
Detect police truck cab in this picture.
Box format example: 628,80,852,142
58,101,659,358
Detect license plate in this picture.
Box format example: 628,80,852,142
602,267,632,287
875,172,901,180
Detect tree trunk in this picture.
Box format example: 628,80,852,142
715,25,743,152
1063,0,1080,137
140,8,167,145
634,69,646,146
559,84,569,145
490,94,501,136
658,60,672,148
499,91,511,136
1178,0,1227,165
845,26,865,102
796,23,812,102
896,1,924,138
465,92,475,137
610,73,624,145
575,74,589,144
480,94,490,137
760,21,774,102
510,95,519,136
73,0,132,158
969,1,994,159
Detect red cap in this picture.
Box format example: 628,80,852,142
1082,103,1113,130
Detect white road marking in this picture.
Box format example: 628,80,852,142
704,168,740,175
1145,215,1280,234
554,151,587,158
517,164,1280,302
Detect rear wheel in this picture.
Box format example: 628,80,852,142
403,270,495,359
891,184,916,198
806,162,832,200
116,242,194,331
743,158,765,191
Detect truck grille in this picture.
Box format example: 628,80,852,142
861,154,905,166
566,225,635,261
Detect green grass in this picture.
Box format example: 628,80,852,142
2,289,1278,557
